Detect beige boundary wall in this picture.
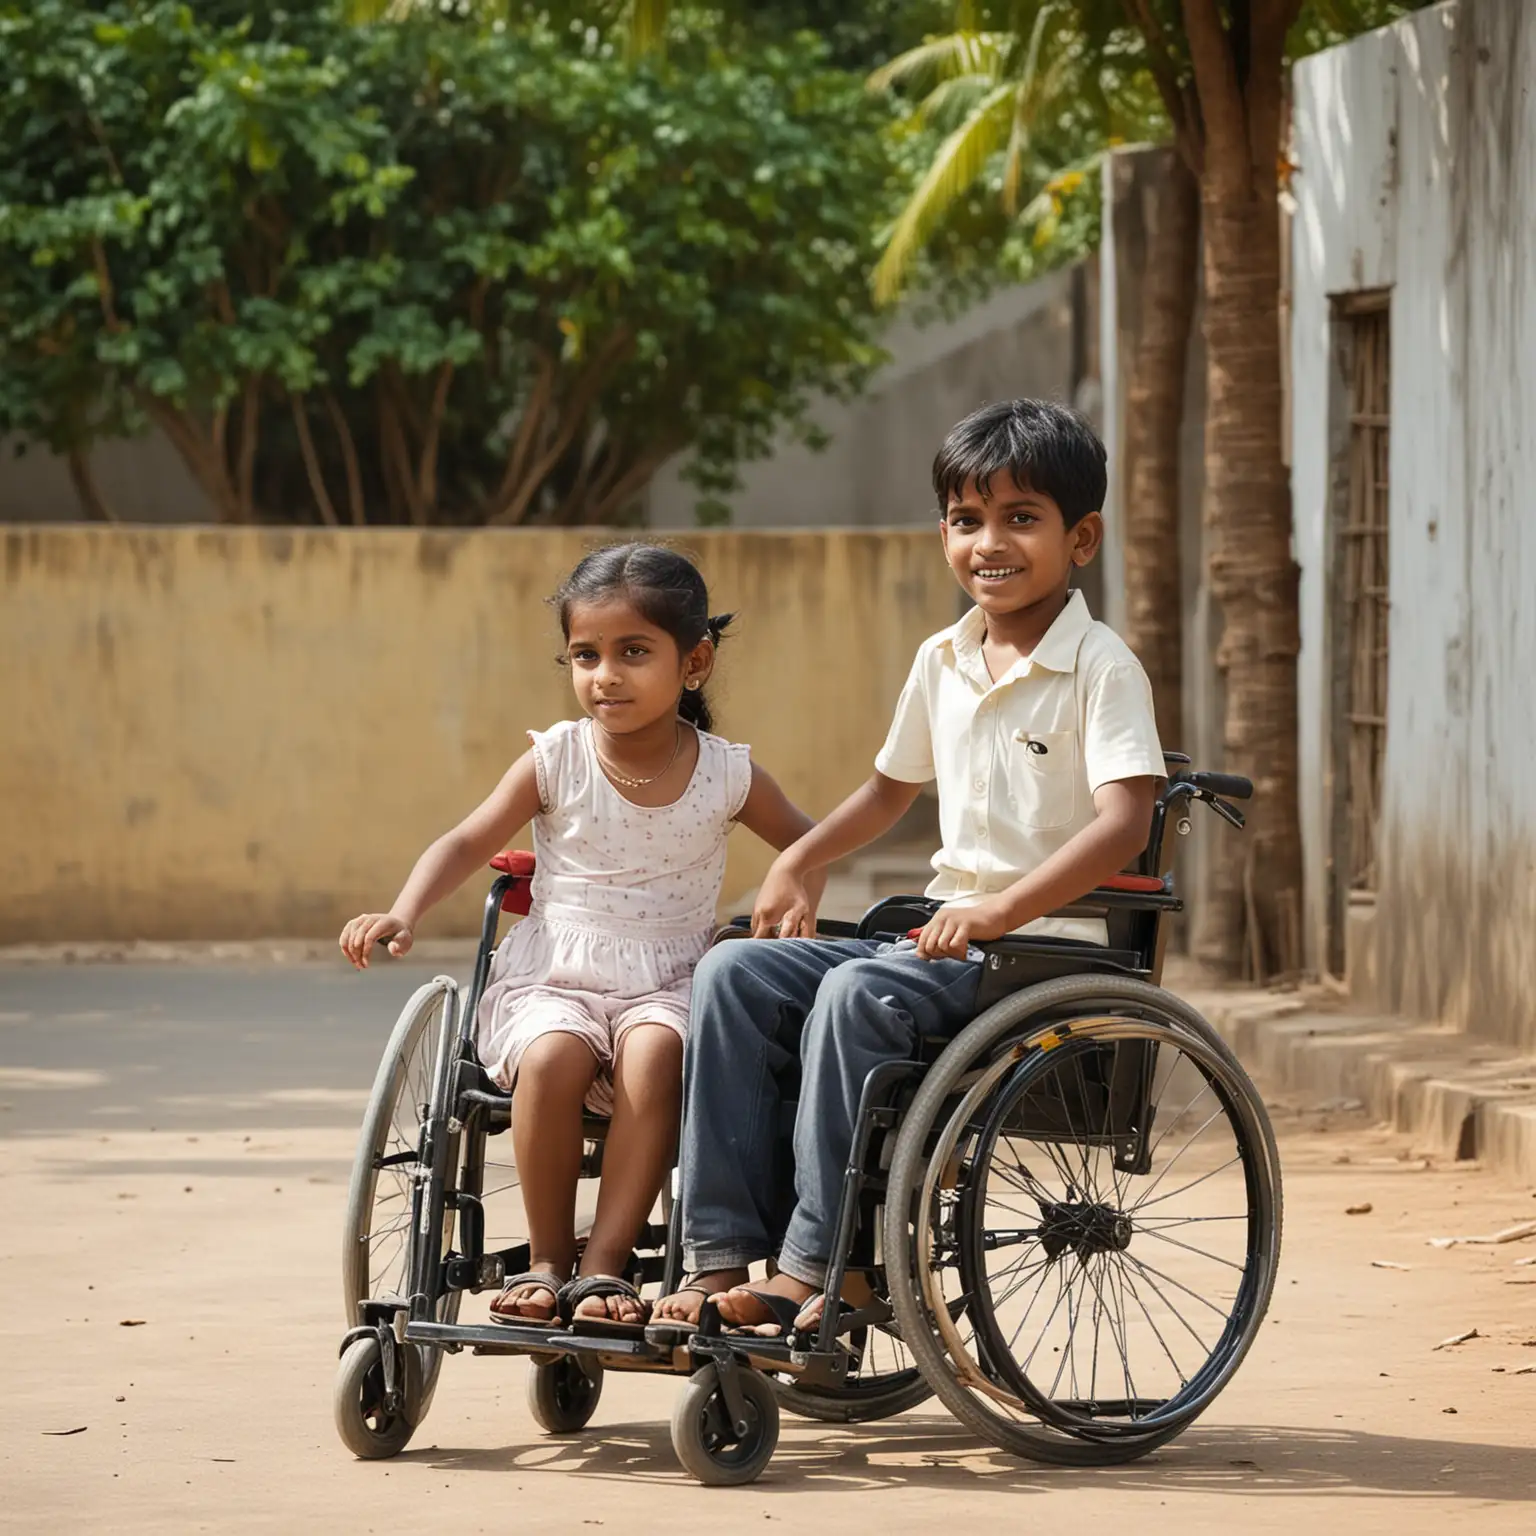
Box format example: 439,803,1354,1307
1,526,956,942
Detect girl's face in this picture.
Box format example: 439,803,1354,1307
563,596,712,734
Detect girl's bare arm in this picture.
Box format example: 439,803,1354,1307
340,750,543,967
734,762,832,931
734,761,817,851
751,771,923,938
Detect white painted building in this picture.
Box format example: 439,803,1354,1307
1289,0,1536,1048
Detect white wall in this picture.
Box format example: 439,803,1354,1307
1290,0,1536,1046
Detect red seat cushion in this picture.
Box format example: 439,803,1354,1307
490,849,536,914
1099,873,1167,894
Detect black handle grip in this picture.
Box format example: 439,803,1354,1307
1184,770,1253,800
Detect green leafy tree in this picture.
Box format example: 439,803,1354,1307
0,3,896,525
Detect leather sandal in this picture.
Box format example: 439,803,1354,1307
561,1274,651,1336
699,1287,810,1343
488,1269,565,1327
643,1284,713,1347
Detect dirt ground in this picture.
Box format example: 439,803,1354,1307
3,962,1535,1534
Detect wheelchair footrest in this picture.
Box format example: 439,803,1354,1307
407,1319,674,1364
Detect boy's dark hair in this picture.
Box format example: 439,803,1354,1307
552,542,733,733
932,399,1107,528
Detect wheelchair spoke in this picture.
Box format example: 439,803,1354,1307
1125,1102,1227,1214
1130,1153,1242,1215
1104,1255,1141,1416
1111,1254,1190,1387
1136,1226,1247,1272
1016,1264,1075,1372
1120,1250,1226,1329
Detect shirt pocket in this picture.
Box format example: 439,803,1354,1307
1011,729,1077,830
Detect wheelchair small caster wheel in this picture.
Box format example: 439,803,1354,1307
527,1355,604,1434
333,1335,422,1460
670,1363,779,1486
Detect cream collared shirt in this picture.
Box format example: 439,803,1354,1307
874,590,1164,943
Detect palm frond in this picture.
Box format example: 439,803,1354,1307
867,32,1005,95
917,73,1006,133
873,82,1016,304
1001,3,1074,212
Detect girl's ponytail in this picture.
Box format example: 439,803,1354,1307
679,613,733,733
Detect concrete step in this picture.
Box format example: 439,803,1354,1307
1169,958,1536,1186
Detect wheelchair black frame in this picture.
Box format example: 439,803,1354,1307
360,762,1249,1396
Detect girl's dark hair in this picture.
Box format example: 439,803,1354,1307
552,542,733,732
932,398,1107,528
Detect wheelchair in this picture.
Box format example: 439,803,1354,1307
334,757,1281,1485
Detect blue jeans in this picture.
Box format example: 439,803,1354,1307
679,938,980,1288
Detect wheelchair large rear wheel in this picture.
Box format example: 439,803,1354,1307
342,977,464,1418
886,975,1281,1466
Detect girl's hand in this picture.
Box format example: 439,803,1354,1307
340,913,415,968
752,857,818,939
913,896,1013,961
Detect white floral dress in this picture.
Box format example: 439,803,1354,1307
475,717,752,1114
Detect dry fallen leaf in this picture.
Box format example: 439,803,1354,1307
1433,1328,1480,1350
1371,1260,1411,1271
1347,1203,1374,1216
1428,1219,1536,1249
118,1319,146,1328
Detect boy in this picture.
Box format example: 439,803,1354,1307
651,398,1164,1335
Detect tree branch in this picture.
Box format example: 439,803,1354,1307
290,391,339,526
66,447,119,523
1121,0,1203,175
379,389,426,524
584,443,678,526
1247,0,1303,183
142,399,238,520
1181,0,1249,193
235,376,261,523
90,238,123,332
493,349,556,511
415,361,454,516
323,388,367,525
489,327,635,527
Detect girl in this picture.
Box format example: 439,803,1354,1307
339,543,818,1331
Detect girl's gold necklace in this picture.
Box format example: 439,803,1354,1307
594,721,683,788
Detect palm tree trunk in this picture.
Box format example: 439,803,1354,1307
1121,154,1199,752
1190,83,1303,980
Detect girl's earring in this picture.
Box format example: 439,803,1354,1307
686,680,701,691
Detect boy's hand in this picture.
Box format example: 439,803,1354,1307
751,857,819,939
340,913,414,968
914,896,1014,960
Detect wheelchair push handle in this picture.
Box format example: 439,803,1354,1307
1170,768,1253,801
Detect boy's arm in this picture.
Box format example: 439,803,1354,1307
751,771,923,938
913,776,1156,960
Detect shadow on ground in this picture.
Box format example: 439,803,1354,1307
404,1417,1536,1501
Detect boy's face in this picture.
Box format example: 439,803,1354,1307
939,472,1101,617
